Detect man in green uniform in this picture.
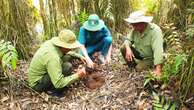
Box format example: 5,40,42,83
28,29,86,95
121,10,164,76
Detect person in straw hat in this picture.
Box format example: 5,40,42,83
28,29,87,96
120,10,164,77
78,14,112,68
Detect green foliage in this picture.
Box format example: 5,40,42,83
102,0,114,23
186,24,194,40
171,54,186,75
130,0,141,11
0,40,18,71
144,72,156,87
130,0,159,15
96,0,114,29
78,9,89,25
160,21,193,104
162,54,186,84
167,0,194,29
178,50,194,101
153,92,177,110
160,23,185,84
144,0,159,15
162,23,182,53
0,0,37,59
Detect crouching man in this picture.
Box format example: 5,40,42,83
28,29,86,96
78,14,112,68
121,10,164,77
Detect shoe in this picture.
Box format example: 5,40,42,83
47,89,65,98
127,61,136,68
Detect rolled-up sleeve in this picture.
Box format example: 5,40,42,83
46,56,79,88
151,30,164,65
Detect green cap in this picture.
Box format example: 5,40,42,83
83,14,105,31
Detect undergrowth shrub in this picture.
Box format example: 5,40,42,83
0,40,18,77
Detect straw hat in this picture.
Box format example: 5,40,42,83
124,10,153,24
51,29,81,49
83,14,105,31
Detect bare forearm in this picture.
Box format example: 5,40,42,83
124,41,131,51
80,45,91,60
107,44,112,58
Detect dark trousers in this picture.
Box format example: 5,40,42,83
32,55,74,92
85,36,112,59
120,46,143,68
120,45,153,71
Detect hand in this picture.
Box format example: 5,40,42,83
80,56,86,64
153,69,161,77
125,46,134,61
77,67,87,78
105,55,111,64
86,58,94,68
153,64,162,77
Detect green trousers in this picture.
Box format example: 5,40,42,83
32,55,75,92
120,45,153,71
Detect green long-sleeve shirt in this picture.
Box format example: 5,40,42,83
124,23,164,65
28,40,79,88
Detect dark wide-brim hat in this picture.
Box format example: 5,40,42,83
83,14,105,31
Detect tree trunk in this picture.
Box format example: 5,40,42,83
8,0,32,59
80,0,95,14
112,0,130,34
48,0,58,39
39,0,49,38
0,0,36,59
56,0,74,27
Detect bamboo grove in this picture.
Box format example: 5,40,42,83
0,0,193,109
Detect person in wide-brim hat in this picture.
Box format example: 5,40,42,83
121,10,164,77
28,29,87,97
78,14,113,68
